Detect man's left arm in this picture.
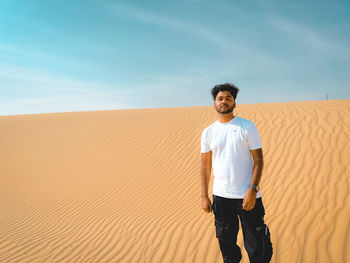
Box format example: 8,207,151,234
242,148,264,211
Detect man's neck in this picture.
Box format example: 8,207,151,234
218,114,235,123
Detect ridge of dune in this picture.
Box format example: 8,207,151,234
1,99,349,263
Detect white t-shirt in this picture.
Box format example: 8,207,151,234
201,116,262,199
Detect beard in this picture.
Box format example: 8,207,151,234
215,104,235,114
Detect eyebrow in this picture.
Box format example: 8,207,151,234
217,95,233,98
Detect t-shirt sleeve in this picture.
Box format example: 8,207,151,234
247,123,262,150
201,129,211,153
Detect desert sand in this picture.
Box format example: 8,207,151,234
0,99,349,263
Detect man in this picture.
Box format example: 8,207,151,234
201,83,272,263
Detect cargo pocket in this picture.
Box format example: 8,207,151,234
215,220,235,241
256,224,273,262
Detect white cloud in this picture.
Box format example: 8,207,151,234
0,94,135,116
0,65,137,116
268,16,350,60
107,2,235,51
0,45,52,60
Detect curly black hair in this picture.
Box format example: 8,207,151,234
211,83,239,101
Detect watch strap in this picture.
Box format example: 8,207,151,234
249,184,260,191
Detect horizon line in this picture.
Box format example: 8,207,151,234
1,98,348,118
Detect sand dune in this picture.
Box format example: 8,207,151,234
1,99,349,263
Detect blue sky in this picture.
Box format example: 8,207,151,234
1,0,349,116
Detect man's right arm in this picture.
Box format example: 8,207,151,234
201,151,212,213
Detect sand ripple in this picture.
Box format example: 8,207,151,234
0,100,349,262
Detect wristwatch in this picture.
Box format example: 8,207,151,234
249,184,260,192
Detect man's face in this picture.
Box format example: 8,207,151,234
214,91,235,114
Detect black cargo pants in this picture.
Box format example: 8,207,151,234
212,194,267,263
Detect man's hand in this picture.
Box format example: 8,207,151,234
201,196,212,213
242,188,257,211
